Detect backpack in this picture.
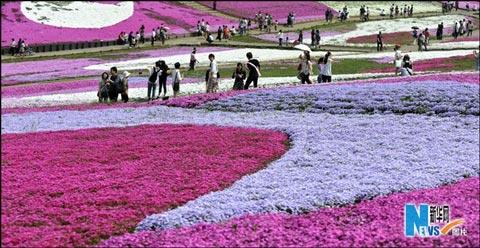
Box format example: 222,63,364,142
149,67,159,82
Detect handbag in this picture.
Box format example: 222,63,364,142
297,72,304,80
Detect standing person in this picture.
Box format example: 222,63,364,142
315,30,321,48
171,62,182,98
151,28,156,46
277,30,284,46
9,39,16,56
311,29,315,46
207,54,219,93
300,51,313,84
393,45,403,75
274,20,278,31
189,47,198,71
377,31,383,51
316,57,324,83
417,33,425,51
108,67,122,102
157,60,170,98
453,21,459,39
412,28,418,45
147,62,160,101
98,72,110,103
436,23,442,40
128,32,134,48
409,4,413,16
321,51,333,83
474,50,480,71
232,63,247,90
217,26,222,41
298,30,303,43
423,28,430,50
439,22,444,39
140,25,145,44
466,20,473,36
120,71,130,103
160,28,166,45
244,52,261,89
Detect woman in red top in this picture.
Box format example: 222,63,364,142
423,28,430,51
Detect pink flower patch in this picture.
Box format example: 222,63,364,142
1,124,288,247
101,177,480,247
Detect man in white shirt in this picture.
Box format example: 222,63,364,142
10,39,17,56
207,54,218,93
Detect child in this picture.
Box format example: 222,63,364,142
232,63,246,90
171,62,182,97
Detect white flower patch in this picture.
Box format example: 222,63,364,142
1,73,415,109
336,49,474,62
429,41,480,50
324,1,442,16
84,48,356,71
21,1,134,28
323,15,466,45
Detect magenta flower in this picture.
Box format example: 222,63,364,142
1,124,288,247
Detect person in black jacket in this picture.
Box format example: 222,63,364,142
108,67,122,102
244,52,260,89
232,63,246,90
157,60,170,98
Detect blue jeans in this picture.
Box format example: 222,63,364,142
148,82,156,99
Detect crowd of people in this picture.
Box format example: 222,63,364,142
117,24,169,48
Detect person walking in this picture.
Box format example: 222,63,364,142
298,30,303,43
171,62,182,97
321,51,333,83
232,63,247,90
157,60,170,98
300,51,313,84
393,45,403,75
244,52,261,89
207,54,219,93
189,47,198,71
147,62,160,101
98,72,110,103
377,31,384,51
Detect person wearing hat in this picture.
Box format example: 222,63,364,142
393,45,403,76
189,47,197,71
171,62,182,97
120,71,130,103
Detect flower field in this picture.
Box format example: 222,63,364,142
2,1,480,247
198,1,335,22
1,1,236,46
1,124,288,247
